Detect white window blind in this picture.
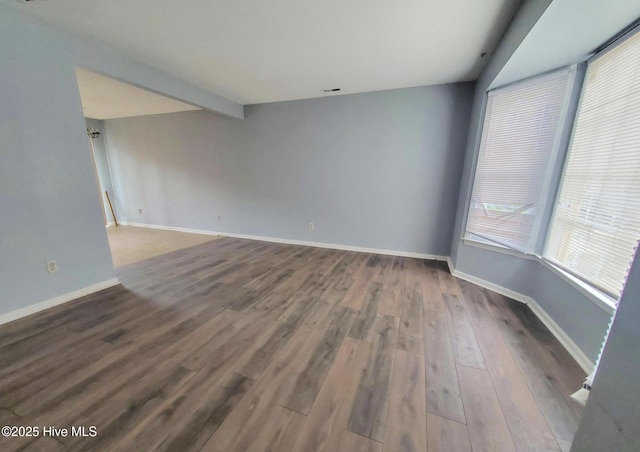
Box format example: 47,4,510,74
545,31,640,299
466,70,573,252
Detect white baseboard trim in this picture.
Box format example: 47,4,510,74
119,221,221,236
527,297,594,373
118,220,593,371
451,267,532,305
118,221,449,261
225,233,449,261
0,278,121,326
450,267,594,373
446,257,455,276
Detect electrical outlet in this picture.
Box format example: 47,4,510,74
46,260,57,274
138,208,142,214
309,222,315,230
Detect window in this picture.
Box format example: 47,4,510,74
465,70,574,253
545,31,640,299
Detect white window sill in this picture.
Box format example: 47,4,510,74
462,238,617,314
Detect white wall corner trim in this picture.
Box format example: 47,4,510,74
118,221,449,261
450,266,594,373
0,278,121,326
446,257,455,275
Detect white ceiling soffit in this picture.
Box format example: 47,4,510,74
491,0,640,89
11,0,521,105
76,69,201,120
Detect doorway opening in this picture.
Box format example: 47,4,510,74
77,68,218,267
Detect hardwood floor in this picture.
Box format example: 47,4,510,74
0,238,584,451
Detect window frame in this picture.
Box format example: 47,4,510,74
463,66,578,255
462,25,640,308
541,27,640,302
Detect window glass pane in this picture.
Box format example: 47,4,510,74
545,31,640,299
466,70,572,252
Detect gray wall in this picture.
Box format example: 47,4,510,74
571,251,640,451
106,111,243,233
0,3,240,317
532,266,612,360
105,83,474,256
455,245,538,296
86,118,116,225
449,0,616,363
0,6,114,315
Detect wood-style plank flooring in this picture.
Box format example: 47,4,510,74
0,238,584,451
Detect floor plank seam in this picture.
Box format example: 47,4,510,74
424,409,468,426
344,428,385,445
0,237,583,452
276,403,309,417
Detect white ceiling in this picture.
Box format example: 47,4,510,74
9,0,521,105
76,69,200,120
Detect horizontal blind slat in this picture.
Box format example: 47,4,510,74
544,31,640,299
466,70,571,252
